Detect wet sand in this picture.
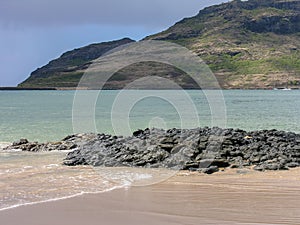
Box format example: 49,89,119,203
1,168,300,225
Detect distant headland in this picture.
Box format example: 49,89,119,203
16,0,300,90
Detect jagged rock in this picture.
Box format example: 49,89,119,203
12,139,29,146
200,166,219,174
61,127,300,173
4,127,300,174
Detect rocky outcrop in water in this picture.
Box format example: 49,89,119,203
5,127,300,174
4,134,97,152
63,127,300,173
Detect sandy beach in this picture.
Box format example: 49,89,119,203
1,0,300,224
1,168,300,225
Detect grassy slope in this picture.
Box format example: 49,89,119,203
19,38,135,88
20,0,300,89
145,0,300,89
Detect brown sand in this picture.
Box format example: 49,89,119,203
1,168,300,225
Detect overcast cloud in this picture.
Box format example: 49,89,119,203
0,0,226,86
1,0,225,27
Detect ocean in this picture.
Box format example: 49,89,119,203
1,90,300,142
0,90,300,211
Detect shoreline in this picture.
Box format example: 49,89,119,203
0,184,126,213
0,87,57,91
1,87,300,91
1,168,300,225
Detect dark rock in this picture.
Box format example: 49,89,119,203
199,159,215,168
199,159,230,168
13,139,29,146
133,129,144,137
286,162,299,168
265,163,282,170
230,164,241,169
159,144,174,152
200,166,219,174
4,127,300,174
254,165,266,171
4,134,93,152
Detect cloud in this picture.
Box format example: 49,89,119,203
0,0,226,28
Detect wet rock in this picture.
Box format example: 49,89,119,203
4,134,92,152
4,127,300,174
265,163,282,170
199,159,230,168
200,166,219,174
159,143,174,152
12,139,29,146
286,162,299,168
253,165,266,171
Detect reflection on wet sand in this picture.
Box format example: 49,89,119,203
1,168,299,225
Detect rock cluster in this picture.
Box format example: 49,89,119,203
63,127,300,173
4,134,97,152
5,127,300,174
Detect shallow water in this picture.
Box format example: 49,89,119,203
0,90,300,213
0,151,108,210
0,90,299,142
0,150,177,211
1,169,299,225
130,169,300,224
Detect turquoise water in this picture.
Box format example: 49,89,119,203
0,89,300,211
0,90,299,142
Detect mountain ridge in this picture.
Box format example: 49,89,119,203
20,38,135,88
19,0,300,89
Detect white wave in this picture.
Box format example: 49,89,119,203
43,164,60,169
96,168,153,186
0,142,11,150
23,166,34,169
0,183,127,212
0,148,22,152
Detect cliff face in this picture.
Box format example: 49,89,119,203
19,0,300,89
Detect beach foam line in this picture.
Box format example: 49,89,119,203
0,142,11,150
0,184,128,212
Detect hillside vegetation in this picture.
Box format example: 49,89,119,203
19,0,300,89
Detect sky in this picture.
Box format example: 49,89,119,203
0,0,227,86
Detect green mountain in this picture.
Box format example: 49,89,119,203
19,38,135,88
19,0,300,89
